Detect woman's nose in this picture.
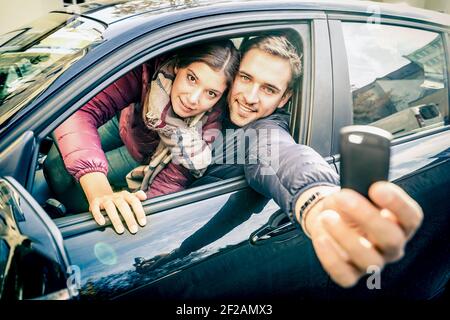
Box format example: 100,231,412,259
188,88,202,105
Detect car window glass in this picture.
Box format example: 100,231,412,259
0,14,105,126
342,23,449,139
39,31,303,218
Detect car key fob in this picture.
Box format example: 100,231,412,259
339,125,392,199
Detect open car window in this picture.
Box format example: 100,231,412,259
33,29,304,219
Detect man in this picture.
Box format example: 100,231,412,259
200,34,423,288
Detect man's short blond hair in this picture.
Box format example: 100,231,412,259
240,35,302,92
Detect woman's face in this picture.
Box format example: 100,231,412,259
171,61,227,118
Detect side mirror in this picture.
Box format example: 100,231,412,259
0,178,72,300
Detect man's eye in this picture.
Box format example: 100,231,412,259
264,87,275,95
187,74,196,83
240,75,250,82
208,91,217,98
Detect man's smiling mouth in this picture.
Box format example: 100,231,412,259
237,100,256,114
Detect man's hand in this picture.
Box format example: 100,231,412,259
80,172,147,234
295,182,423,287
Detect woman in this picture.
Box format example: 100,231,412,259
44,40,239,234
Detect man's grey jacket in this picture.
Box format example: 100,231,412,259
192,109,340,217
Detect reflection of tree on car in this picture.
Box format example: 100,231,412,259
133,188,270,274
0,54,50,103
111,0,199,16
353,89,394,125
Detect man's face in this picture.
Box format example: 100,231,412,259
228,48,293,127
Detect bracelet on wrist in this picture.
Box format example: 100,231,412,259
298,191,326,238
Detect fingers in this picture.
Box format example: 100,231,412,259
103,199,125,234
312,232,362,288
112,196,138,234
321,210,385,272
125,191,147,227
89,191,147,234
309,183,423,288
90,199,106,226
134,190,147,201
332,189,407,262
369,181,423,240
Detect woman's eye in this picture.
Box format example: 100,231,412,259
208,91,217,98
187,74,196,83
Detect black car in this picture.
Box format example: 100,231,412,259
0,0,449,301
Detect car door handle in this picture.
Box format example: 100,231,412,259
250,213,298,245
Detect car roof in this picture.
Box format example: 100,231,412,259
67,0,449,29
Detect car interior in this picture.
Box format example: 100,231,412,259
30,29,305,220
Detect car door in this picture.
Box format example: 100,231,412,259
1,7,337,300
328,14,450,299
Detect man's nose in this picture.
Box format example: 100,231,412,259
188,88,202,105
244,84,259,104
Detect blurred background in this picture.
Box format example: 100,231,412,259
0,0,449,36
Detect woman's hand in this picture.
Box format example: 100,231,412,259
296,182,423,288
80,172,147,234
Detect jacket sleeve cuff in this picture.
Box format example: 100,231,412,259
290,182,340,217
74,167,108,182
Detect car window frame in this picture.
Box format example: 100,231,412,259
328,13,450,157
18,12,324,226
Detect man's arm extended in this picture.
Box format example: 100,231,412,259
243,111,339,215
243,112,423,287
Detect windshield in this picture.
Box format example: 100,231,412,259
0,13,105,126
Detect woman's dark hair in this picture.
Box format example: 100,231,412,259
175,40,240,87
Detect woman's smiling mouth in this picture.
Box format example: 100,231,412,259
179,97,195,113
